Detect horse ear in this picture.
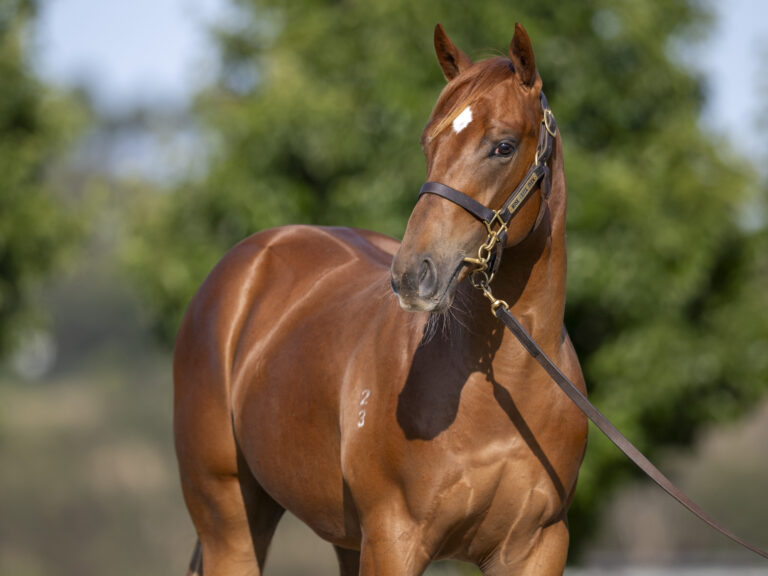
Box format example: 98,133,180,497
434,23,473,81
509,22,537,87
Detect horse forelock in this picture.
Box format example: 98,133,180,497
425,57,516,143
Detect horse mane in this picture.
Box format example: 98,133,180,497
424,57,515,143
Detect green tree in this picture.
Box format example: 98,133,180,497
125,0,768,554
0,0,83,358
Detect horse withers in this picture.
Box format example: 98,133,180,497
174,23,587,576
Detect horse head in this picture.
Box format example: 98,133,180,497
391,23,550,313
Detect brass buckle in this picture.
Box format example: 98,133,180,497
490,297,510,316
543,109,557,137
463,255,486,268
478,282,509,317
469,269,491,289
484,210,508,236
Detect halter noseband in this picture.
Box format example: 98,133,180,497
418,92,557,282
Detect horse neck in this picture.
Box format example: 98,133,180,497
465,135,567,354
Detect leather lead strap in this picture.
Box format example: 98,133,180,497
495,307,768,561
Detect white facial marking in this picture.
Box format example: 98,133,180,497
452,106,473,134
357,389,371,428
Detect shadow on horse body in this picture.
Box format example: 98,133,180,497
174,23,587,576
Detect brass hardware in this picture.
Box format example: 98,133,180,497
463,256,486,267
483,210,508,236
460,207,513,318
543,109,557,137
490,297,510,316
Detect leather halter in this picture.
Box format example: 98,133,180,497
418,92,557,276
413,91,768,560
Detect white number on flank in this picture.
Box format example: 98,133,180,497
357,389,371,428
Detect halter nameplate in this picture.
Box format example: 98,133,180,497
502,165,544,219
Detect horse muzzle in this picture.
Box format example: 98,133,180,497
390,252,461,313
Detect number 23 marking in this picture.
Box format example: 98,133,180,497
357,389,371,428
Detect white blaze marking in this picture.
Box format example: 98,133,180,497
452,106,473,134
357,389,371,428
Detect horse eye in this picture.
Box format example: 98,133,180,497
493,141,515,157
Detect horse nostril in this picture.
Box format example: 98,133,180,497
418,257,438,299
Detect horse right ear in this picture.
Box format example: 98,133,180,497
509,23,537,87
434,23,473,81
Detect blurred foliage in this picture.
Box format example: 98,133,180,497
0,0,85,358
124,0,768,557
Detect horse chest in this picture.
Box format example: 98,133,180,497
341,368,570,553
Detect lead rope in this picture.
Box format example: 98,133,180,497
490,298,768,560
462,129,768,564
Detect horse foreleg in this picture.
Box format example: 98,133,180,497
481,520,569,576
357,513,432,576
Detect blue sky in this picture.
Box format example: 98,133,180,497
33,1,768,158
695,0,768,156
34,0,227,112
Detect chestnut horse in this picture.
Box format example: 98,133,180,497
175,23,587,575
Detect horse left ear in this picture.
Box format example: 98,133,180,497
509,23,537,87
